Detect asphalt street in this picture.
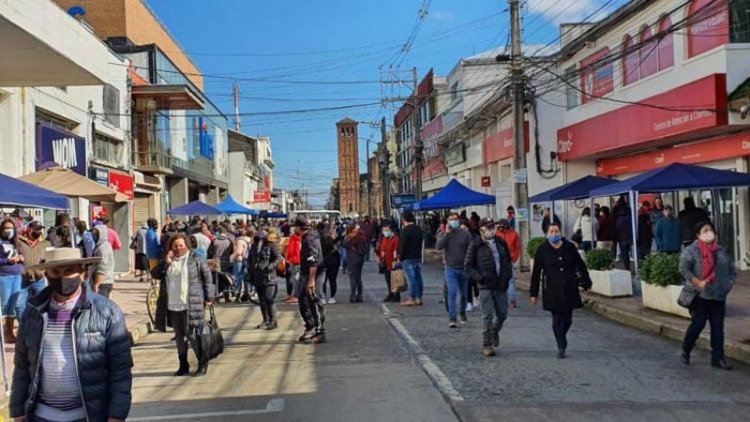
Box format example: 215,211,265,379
126,258,750,422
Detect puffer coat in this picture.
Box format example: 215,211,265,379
679,241,736,301
152,252,213,333
464,236,513,291
530,240,592,312
247,238,282,287
10,284,133,421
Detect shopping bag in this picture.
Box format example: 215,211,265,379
390,269,408,293
191,304,224,362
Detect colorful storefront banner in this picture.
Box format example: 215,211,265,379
580,47,614,104
36,123,87,175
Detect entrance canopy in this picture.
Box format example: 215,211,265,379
590,163,750,197
216,195,258,215
530,176,615,203
20,167,129,203
0,172,70,210
167,201,223,216
412,179,495,211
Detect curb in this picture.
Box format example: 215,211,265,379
128,319,153,346
515,277,750,365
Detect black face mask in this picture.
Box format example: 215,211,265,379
93,234,100,243
30,231,42,240
48,276,82,296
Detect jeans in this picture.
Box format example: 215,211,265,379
683,297,726,363
403,259,423,300
507,264,517,302
285,268,294,296
0,274,22,316
289,264,300,297
299,269,326,334
232,261,246,293
618,241,632,271
348,258,364,300
258,283,278,324
445,268,468,321
479,289,508,346
340,247,348,272
10,278,47,321
552,310,574,351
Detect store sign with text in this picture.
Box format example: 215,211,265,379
580,47,613,105
483,115,529,164
596,132,750,176
36,123,87,175
109,171,134,200
687,0,729,58
557,74,728,161
445,143,466,167
254,191,271,203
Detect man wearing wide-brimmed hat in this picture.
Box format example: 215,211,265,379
10,248,132,422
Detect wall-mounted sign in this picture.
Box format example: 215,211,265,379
254,191,271,203
445,143,466,167
109,171,134,200
390,194,417,209
481,176,491,187
579,47,614,105
36,123,86,175
92,167,109,186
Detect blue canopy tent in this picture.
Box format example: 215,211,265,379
589,163,750,286
0,172,70,210
412,179,495,211
216,195,258,216
167,200,223,216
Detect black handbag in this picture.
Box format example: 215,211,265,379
191,304,224,362
677,285,698,309
571,229,583,244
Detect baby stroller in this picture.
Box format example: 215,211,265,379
208,259,242,303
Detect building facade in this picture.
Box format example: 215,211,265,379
337,117,360,216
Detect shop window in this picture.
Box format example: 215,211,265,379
623,35,639,86
657,15,675,71
102,84,120,127
93,133,124,167
564,65,579,109
639,25,658,78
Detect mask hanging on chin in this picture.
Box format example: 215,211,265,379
48,276,82,296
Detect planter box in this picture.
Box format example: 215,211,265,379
589,269,632,297
640,281,690,318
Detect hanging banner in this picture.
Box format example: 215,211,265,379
36,123,87,175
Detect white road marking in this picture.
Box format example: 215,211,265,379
381,304,465,402
128,398,285,421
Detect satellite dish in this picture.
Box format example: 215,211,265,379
68,6,87,18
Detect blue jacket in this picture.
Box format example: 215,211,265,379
654,217,682,252
0,238,23,276
10,284,133,421
146,227,161,260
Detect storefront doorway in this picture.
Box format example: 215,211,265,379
678,188,739,263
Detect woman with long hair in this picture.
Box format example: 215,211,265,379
343,224,367,303
0,218,23,342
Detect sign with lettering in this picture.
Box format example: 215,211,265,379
109,171,134,200
390,194,417,208
687,0,729,58
580,47,614,104
254,191,271,203
36,124,87,175
92,167,109,186
481,176,491,187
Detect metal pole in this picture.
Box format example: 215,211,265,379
629,190,641,293
590,197,597,247
366,139,371,216
510,0,529,263
381,117,391,217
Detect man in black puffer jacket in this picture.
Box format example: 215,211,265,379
11,247,132,422
464,219,513,357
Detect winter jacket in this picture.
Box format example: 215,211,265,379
90,227,115,286
679,241,736,301
637,213,653,249
678,206,710,242
398,223,423,261
300,230,324,276
654,217,682,253
343,235,367,264
152,253,213,333
208,235,233,272
573,215,596,243
530,240,592,312
132,229,148,255
649,208,665,231
285,234,302,265
614,206,633,242
596,215,615,242
464,236,513,291
496,228,521,263
78,230,96,258
320,232,341,268
17,237,49,283
436,228,472,269
247,239,282,287
146,228,161,260
10,284,133,421
377,235,400,271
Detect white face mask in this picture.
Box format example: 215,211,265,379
699,231,716,244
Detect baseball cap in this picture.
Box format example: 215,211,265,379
497,218,509,227
480,218,496,229
28,221,44,230
664,204,673,210
294,218,310,229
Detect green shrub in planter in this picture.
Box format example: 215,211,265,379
526,237,546,259
641,253,682,287
585,249,614,271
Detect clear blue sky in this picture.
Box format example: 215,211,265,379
146,0,624,207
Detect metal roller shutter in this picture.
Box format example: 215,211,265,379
134,194,152,228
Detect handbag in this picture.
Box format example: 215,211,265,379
190,304,224,362
390,269,408,293
571,229,583,244
276,258,287,277
677,285,699,309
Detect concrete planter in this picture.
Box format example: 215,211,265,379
640,281,690,318
589,269,632,297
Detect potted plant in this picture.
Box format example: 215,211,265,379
640,253,689,318
585,249,632,297
526,237,545,269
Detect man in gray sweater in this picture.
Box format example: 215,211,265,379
436,213,474,328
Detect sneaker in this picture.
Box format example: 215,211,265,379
415,298,423,306
298,329,316,343
465,303,474,312
401,299,418,306
328,297,337,304
320,298,328,305
312,333,327,344
557,349,566,359
449,321,457,329
459,314,467,324
712,359,733,370
482,346,496,357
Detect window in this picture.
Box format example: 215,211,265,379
102,84,120,127
623,34,639,86
564,66,579,109
657,15,675,70
639,25,658,78
450,82,459,103
93,133,124,166
731,0,750,43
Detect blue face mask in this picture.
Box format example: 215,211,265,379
448,220,460,229
258,230,268,240
548,234,562,244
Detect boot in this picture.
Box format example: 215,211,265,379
4,318,16,343
265,321,278,330
194,361,208,377
173,355,189,376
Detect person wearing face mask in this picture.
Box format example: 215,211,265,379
377,223,401,302
530,223,592,359
680,221,736,370
15,221,50,323
436,213,473,327
248,226,282,329
0,218,23,342
464,219,513,357
11,247,132,422
89,226,115,299
495,219,521,308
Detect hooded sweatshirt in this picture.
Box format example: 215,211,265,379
91,225,115,285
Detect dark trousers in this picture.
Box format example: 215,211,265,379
299,270,326,334
168,310,190,358
385,270,400,301
325,261,339,298
258,283,278,324
581,241,593,252
618,241,632,271
683,297,726,363
98,283,113,298
467,278,478,305
551,310,574,351
479,289,508,346
285,269,294,296
348,258,364,300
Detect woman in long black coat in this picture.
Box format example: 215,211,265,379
530,223,592,359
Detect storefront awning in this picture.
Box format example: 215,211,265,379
132,85,204,110
19,167,129,203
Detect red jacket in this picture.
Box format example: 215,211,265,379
285,234,301,265
496,228,521,263
377,235,400,271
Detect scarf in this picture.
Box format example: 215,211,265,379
698,240,719,283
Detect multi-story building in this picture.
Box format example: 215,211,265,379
368,154,383,217
337,117,360,216
228,130,262,209
556,0,750,265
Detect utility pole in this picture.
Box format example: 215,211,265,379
233,80,241,132
381,117,390,217
510,0,529,265
412,67,423,201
